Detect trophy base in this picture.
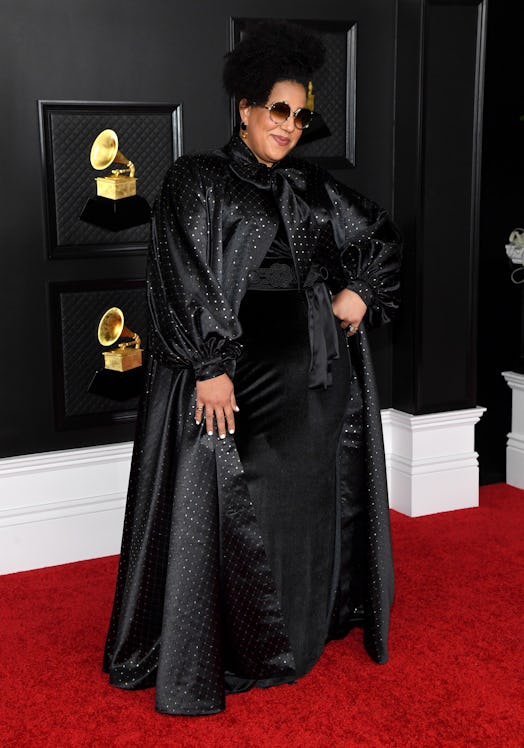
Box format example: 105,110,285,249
102,347,143,372
88,367,144,401
79,195,150,231
96,175,137,200
295,111,331,145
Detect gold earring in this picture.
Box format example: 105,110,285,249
240,121,248,139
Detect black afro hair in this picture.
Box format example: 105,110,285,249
223,20,325,104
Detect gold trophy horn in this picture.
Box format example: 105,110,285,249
306,81,315,111
98,307,143,372
90,129,137,200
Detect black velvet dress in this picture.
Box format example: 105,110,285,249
226,229,350,692
103,134,401,715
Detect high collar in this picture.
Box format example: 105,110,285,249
222,133,303,190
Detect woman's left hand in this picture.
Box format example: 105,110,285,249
332,288,367,336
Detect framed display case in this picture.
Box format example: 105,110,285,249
49,278,147,429
39,101,182,258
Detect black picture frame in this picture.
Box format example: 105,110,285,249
49,278,147,430
39,101,183,259
229,18,357,169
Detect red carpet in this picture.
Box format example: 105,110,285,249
1,484,522,747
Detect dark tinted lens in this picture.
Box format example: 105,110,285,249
269,101,291,124
295,108,313,130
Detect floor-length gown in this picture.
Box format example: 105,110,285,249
103,134,399,715
225,228,350,691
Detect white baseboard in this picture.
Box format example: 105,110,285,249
381,407,486,517
0,443,132,574
0,405,486,574
502,371,524,488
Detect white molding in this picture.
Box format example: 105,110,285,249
502,371,524,488
0,406,487,574
502,370,524,393
381,406,486,517
0,443,132,574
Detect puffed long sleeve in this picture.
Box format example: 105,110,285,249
147,157,243,380
326,179,402,328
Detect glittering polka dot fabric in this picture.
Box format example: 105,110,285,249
103,134,402,715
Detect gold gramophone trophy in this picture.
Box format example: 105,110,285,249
306,80,315,111
98,307,143,372
79,129,150,231
87,306,144,400
295,80,331,147
90,130,137,200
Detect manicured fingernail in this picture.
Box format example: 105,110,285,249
220,433,226,439
207,430,213,436
229,429,235,434
234,406,240,412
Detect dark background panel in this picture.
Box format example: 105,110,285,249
419,1,481,412
5,0,516,487
40,103,180,254
0,0,398,458
392,0,486,415
389,0,521,483
292,21,355,164
476,0,524,483
52,281,147,425
388,0,424,416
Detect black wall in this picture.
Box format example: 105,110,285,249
0,0,398,458
476,0,524,483
392,0,487,415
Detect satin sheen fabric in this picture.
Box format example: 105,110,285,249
230,287,350,690
103,134,402,715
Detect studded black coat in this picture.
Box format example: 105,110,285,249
103,134,402,715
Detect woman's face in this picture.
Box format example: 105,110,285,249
239,80,307,167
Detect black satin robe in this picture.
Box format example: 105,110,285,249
103,134,402,715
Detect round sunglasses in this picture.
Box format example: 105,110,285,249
253,100,314,130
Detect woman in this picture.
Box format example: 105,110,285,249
103,21,401,716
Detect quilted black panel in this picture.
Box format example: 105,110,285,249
40,103,181,255
294,29,352,160
56,283,147,421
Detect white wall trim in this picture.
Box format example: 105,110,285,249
381,406,486,517
1,406,486,574
0,493,124,527
502,370,524,488
0,443,132,574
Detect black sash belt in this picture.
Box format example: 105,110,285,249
247,261,340,389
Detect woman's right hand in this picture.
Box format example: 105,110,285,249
195,373,239,438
